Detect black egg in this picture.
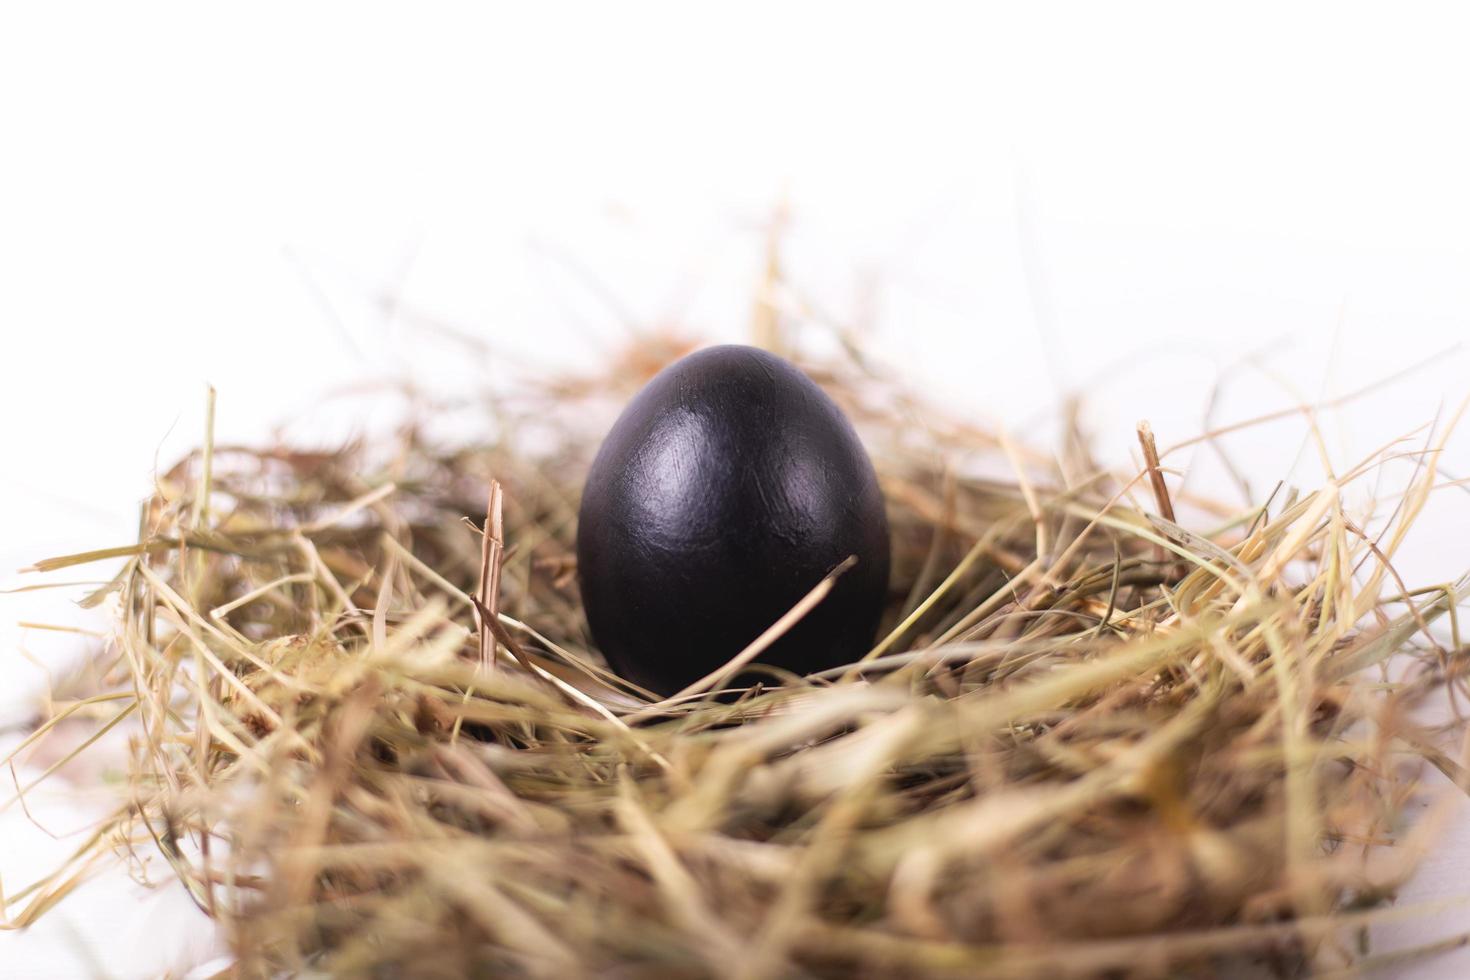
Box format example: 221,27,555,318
577,344,890,696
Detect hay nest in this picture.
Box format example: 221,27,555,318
12,330,1470,978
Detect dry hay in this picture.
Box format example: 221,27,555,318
8,329,1470,978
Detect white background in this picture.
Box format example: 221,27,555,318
3,2,1470,976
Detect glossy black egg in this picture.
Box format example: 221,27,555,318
577,344,890,696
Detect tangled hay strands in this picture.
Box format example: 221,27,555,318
7,332,1470,978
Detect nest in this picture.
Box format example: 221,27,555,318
10,330,1470,978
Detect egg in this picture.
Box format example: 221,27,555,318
577,344,890,696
